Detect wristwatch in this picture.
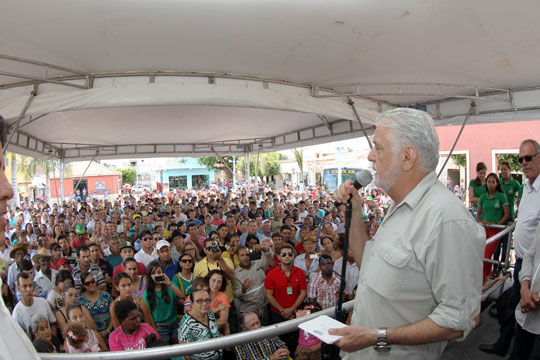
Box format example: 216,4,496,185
373,327,391,352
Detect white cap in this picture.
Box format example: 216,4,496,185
156,239,171,251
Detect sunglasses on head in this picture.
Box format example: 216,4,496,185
518,152,539,164
280,252,294,257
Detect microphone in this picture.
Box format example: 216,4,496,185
327,169,373,213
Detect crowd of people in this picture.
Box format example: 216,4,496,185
1,184,388,359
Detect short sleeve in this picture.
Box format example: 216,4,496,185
264,271,275,291
299,272,307,290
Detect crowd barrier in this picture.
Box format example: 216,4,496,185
39,301,355,360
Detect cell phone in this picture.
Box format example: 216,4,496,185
154,275,166,283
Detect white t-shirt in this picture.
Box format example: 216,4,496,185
12,297,56,333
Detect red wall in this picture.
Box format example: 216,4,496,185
436,120,540,175
50,175,121,198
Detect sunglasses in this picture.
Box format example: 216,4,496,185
180,259,193,263
518,152,539,164
280,252,294,257
194,298,212,305
142,237,151,241
83,279,96,285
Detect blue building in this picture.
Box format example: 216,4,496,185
162,158,215,190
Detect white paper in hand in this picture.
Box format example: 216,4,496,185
298,315,347,344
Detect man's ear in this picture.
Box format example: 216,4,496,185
401,146,418,172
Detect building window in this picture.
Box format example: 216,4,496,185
192,175,208,189
169,176,187,189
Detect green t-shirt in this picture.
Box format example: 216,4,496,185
469,180,486,208
143,286,178,324
501,178,522,215
478,192,508,223
172,273,193,298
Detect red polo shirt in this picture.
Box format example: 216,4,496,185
265,265,306,314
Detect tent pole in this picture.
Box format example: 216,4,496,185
3,90,36,153
437,102,475,178
59,159,65,203
73,153,98,200
348,98,373,150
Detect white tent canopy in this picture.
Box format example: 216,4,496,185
1,0,540,161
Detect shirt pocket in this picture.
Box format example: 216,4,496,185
365,244,411,300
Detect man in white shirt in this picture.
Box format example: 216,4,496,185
134,230,158,267
333,247,360,302
330,108,485,359
12,272,57,335
480,139,540,356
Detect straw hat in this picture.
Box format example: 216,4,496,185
32,248,52,264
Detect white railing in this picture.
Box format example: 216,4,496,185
40,301,354,359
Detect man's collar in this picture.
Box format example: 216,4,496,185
394,171,436,211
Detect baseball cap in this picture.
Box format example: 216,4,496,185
75,223,86,234
156,239,171,251
240,208,248,214
119,241,134,251
57,258,69,266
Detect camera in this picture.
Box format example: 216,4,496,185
209,245,220,253
154,275,166,283
248,249,262,261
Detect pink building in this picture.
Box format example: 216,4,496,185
436,120,540,186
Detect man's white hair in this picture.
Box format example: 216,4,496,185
376,108,440,173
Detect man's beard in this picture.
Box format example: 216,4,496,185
373,157,402,193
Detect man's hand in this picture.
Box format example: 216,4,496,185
281,307,294,319
270,347,290,360
242,278,253,293
333,180,363,214
328,325,377,353
520,288,540,313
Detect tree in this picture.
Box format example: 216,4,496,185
497,153,521,172
291,148,305,185
450,154,467,168
198,156,234,179
117,168,136,185
17,155,72,202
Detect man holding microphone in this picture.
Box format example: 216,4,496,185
329,108,485,359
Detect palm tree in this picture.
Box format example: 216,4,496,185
18,156,71,202
291,148,305,186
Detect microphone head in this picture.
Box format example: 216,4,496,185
356,169,373,187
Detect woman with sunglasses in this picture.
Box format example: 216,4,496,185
172,253,194,311
178,288,221,360
77,271,113,339
477,173,509,281
110,272,156,330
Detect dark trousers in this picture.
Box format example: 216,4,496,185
508,323,540,360
494,258,522,352
270,310,298,355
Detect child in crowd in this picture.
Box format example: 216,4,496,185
65,305,108,351
295,302,322,360
65,321,99,353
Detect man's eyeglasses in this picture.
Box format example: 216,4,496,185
518,152,539,164
180,259,193,263
142,237,151,241
194,298,212,305
280,252,294,257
